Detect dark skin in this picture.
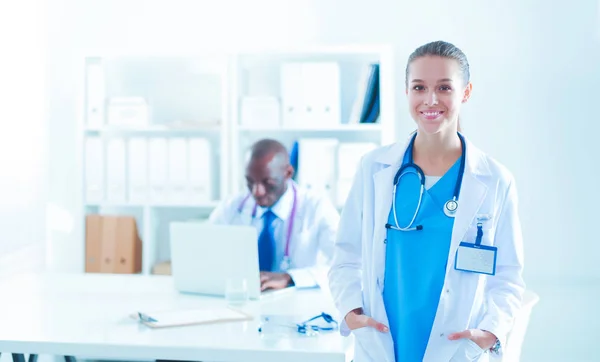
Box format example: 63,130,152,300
245,146,295,291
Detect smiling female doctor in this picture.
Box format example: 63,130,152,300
328,41,525,362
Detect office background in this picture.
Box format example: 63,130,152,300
1,0,599,361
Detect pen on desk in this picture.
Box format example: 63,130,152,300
138,312,158,323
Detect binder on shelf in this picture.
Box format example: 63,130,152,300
148,138,168,203
128,138,148,203
348,65,372,124
297,138,339,203
281,62,341,128
85,137,104,203
363,89,380,124
188,138,212,203
167,138,189,203
359,64,380,124
290,140,299,181
280,62,304,128
237,148,253,193
301,62,341,127
106,138,127,203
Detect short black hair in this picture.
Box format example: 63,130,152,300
249,139,289,164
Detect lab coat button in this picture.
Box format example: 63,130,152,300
446,289,450,293
440,333,444,337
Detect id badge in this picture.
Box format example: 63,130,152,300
454,242,497,275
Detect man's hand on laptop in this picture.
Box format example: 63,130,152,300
260,272,294,291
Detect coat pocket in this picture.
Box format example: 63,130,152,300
352,327,390,362
449,339,485,362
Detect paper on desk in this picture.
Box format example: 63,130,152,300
132,307,252,328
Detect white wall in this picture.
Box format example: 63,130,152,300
0,0,47,275
314,0,600,283
47,0,600,282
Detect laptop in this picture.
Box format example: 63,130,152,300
169,222,294,299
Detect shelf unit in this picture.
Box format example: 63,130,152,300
85,125,222,136
78,45,396,275
237,124,383,131
229,45,396,197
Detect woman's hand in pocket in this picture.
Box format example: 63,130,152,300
448,329,496,349
345,308,389,332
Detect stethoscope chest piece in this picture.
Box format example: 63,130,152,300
280,256,291,271
443,199,459,218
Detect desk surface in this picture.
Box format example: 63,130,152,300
0,273,352,362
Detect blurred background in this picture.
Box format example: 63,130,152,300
1,0,599,361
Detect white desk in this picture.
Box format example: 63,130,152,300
0,273,353,362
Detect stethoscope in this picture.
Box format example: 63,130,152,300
258,312,338,335
237,183,297,271
386,132,466,232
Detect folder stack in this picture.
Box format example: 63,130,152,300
84,137,213,205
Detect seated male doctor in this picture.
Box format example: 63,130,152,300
209,138,340,291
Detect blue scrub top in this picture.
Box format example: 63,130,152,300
382,156,461,361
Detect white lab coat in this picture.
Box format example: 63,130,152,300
328,136,525,362
209,181,340,288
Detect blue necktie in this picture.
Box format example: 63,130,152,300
258,210,276,272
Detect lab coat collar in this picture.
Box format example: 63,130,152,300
256,180,295,221
373,132,491,177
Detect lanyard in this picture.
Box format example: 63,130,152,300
237,183,297,259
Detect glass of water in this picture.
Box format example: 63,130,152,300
225,277,248,306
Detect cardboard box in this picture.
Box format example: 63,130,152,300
85,214,142,274
152,261,172,275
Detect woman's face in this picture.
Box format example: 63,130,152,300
406,56,471,135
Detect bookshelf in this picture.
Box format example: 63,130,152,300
78,45,396,275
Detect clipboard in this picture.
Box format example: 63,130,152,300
131,307,253,328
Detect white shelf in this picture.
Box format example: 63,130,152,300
85,124,221,136
236,45,391,66
149,201,220,208
86,201,220,208
237,124,382,132
236,44,392,55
